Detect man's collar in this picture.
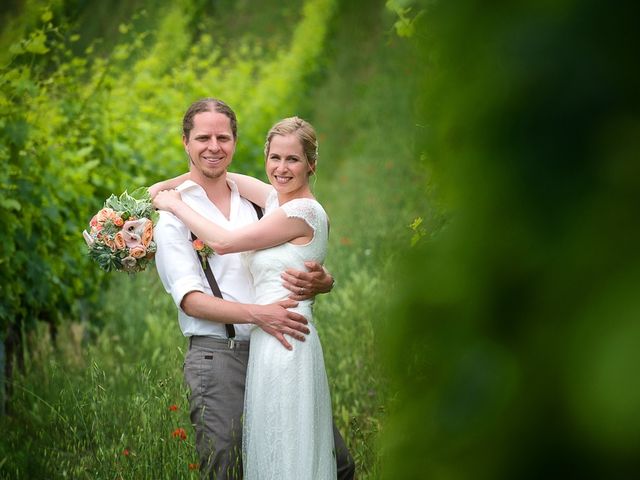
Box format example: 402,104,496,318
175,179,200,193
176,177,239,195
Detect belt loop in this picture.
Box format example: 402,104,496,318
227,338,236,349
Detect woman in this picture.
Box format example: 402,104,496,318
153,117,336,479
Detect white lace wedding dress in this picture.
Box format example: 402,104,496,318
242,191,336,480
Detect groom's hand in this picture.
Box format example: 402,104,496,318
252,300,310,350
282,261,334,301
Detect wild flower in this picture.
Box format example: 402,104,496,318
172,427,187,440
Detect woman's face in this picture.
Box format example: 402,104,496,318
266,134,313,197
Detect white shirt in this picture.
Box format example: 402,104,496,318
154,178,259,340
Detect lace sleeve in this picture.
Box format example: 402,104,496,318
280,198,325,234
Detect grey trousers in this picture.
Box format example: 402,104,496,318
184,336,355,480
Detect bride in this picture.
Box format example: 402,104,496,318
153,117,336,479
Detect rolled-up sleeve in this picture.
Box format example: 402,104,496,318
154,211,205,309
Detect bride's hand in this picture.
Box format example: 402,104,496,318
152,189,183,213
148,182,164,200
148,172,190,199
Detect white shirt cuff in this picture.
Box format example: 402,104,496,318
171,275,206,308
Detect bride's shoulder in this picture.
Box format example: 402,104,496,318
284,196,324,212
281,197,327,226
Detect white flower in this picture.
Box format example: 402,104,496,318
83,230,95,247
121,256,137,271
121,218,148,248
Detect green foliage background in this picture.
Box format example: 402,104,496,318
1,0,639,478
0,0,339,338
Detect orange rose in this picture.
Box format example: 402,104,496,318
96,208,116,223
114,231,126,250
141,219,153,247
193,239,205,251
102,236,116,251
90,215,98,228
114,216,124,227
130,245,146,258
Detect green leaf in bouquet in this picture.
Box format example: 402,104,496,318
129,186,150,201
103,194,122,212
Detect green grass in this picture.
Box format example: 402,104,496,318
0,274,199,479
0,246,390,478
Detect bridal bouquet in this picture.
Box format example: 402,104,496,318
82,189,158,273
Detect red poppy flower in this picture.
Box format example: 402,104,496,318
188,463,199,470
340,236,352,246
168,404,179,411
122,449,130,457
172,427,187,440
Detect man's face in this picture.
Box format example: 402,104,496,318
184,111,236,180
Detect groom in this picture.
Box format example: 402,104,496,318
153,98,355,479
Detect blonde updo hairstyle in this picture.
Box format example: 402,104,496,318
264,116,318,175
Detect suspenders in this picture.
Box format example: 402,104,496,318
190,201,264,340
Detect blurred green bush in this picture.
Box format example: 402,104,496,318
382,0,640,478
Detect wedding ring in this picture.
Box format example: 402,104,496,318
299,287,304,295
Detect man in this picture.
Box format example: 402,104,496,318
153,98,355,479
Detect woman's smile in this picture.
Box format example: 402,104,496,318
274,174,293,184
